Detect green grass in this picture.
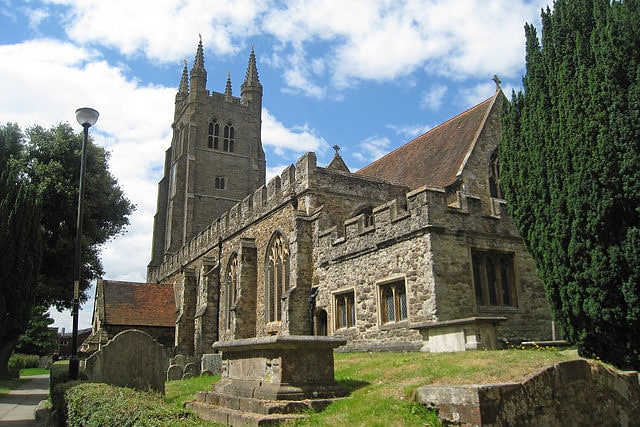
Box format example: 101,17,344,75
166,347,580,426
0,368,50,394
165,374,220,409
21,367,49,376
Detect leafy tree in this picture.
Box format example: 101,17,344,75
500,0,640,369
0,125,41,379
15,306,58,356
0,122,134,377
23,123,135,309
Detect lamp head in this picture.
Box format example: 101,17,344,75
75,107,99,127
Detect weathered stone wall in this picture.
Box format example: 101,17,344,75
416,359,640,426
315,186,552,350
194,257,219,358
150,143,552,354
175,268,197,355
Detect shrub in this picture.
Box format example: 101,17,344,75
8,354,26,379
65,383,213,426
21,354,41,369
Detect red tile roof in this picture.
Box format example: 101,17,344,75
102,280,176,327
356,92,500,189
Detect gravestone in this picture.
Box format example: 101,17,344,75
84,329,170,393
167,364,184,381
171,354,188,368
183,362,200,378
201,353,222,375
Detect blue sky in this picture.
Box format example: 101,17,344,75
0,0,549,331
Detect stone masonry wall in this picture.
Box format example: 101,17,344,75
314,186,552,350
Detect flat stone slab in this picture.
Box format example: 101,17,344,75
212,335,346,351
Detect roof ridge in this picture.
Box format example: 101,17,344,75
357,95,496,174
454,90,503,179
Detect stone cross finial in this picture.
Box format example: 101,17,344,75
333,145,340,154
492,75,501,90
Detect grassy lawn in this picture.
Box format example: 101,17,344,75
167,347,581,427
166,374,220,409
0,368,50,394
21,367,49,376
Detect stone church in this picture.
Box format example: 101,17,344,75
142,40,553,358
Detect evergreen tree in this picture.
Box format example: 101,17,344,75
0,122,134,377
15,306,58,356
501,0,640,369
0,126,41,378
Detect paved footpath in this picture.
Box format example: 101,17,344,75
0,374,49,426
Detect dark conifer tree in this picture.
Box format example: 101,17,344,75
501,0,640,369
0,126,41,378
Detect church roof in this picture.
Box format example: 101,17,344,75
355,91,501,189
101,280,175,328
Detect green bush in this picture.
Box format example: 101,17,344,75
65,383,213,426
8,354,26,379
49,360,90,426
21,354,41,368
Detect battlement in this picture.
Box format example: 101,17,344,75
148,150,513,282
316,185,512,265
148,153,320,282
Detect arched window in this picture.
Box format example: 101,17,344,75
208,122,214,149
265,232,290,322
489,150,503,199
379,280,407,324
223,125,235,152
225,253,239,330
213,122,220,150
215,177,226,189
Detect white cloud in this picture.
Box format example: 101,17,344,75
457,81,498,109
353,136,391,164
0,38,174,328
420,84,448,111
388,123,432,140
261,0,549,95
47,0,267,62
261,108,329,156
36,0,549,98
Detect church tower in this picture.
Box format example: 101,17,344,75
148,40,266,274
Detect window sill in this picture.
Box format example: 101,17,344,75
477,305,520,314
379,320,409,330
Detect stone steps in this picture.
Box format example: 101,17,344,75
186,400,306,426
186,391,340,426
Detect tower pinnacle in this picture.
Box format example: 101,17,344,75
241,46,262,106
189,37,207,95
178,59,189,96
225,71,233,100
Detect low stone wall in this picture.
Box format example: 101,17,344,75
416,359,640,426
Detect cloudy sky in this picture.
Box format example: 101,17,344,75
0,0,550,331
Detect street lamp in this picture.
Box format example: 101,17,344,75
70,107,99,379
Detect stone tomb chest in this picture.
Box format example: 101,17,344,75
187,335,347,425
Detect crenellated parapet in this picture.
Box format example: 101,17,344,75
315,184,515,267
148,153,320,282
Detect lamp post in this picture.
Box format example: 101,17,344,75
70,107,99,379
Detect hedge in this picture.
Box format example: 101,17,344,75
64,382,214,427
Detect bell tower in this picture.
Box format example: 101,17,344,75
148,40,266,274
